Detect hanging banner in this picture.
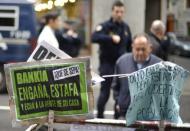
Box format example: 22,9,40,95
126,62,190,126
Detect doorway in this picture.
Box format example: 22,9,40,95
145,0,161,33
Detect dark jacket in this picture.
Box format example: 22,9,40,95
148,33,170,61
55,29,82,57
112,53,162,114
92,18,132,64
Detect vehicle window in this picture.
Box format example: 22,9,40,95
0,6,19,31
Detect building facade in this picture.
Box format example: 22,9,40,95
168,0,190,36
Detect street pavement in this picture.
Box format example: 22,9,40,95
0,94,27,131
0,55,190,130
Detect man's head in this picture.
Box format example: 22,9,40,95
111,1,125,22
150,20,165,40
45,12,62,30
132,34,152,63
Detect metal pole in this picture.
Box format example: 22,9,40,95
159,120,165,131
48,110,54,131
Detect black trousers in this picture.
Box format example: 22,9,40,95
97,62,115,118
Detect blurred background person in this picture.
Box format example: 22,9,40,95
55,21,82,57
149,20,170,61
91,0,132,118
112,34,162,119
38,11,62,49
38,15,46,36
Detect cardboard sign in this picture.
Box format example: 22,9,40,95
27,41,71,62
27,41,104,84
4,58,93,126
126,62,190,126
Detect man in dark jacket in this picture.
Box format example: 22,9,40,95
55,21,82,57
149,20,170,61
112,34,162,119
91,1,132,118
55,28,82,57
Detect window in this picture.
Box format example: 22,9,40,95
187,0,190,8
187,22,190,36
0,6,19,31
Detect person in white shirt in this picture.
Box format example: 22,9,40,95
38,12,62,48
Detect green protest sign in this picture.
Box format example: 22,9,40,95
5,58,92,122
